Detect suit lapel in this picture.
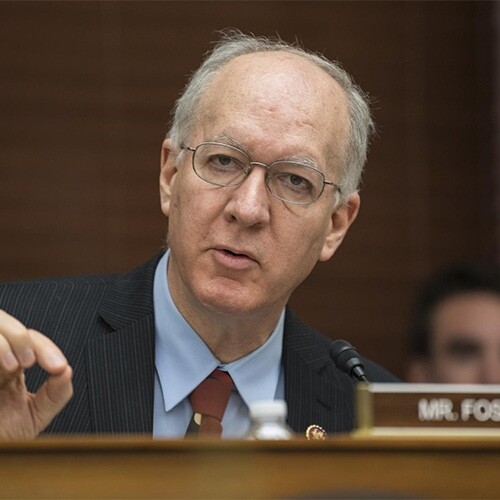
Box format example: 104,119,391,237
86,255,162,433
283,310,356,435
83,255,355,435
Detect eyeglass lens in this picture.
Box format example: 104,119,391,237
192,143,325,204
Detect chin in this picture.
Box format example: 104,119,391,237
202,295,257,316
197,282,261,317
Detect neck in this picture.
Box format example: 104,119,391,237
180,299,283,363
167,270,284,364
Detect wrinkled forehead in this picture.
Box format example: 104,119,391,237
194,52,349,166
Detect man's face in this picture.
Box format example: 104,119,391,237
427,292,500,384
159,52,359,324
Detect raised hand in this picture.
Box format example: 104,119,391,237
0,310,73,439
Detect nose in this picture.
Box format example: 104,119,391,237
223,166,271,227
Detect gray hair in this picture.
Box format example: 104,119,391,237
168,31,374,199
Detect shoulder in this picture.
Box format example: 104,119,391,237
284,308,399,383
0,276,121,354
362,357,399,383
0,253,163,331
0,274,116,319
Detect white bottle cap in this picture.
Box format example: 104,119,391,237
249,400,288,419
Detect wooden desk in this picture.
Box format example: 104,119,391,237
1,435,500,499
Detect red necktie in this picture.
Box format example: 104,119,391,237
189,369,234,436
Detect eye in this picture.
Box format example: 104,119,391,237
445,338,482,361
214,154,233,166
276,172,313,193
288,174,310,189
207,154,242,172
267,163,324,203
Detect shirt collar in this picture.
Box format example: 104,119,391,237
153,250,284,411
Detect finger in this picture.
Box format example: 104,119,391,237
0,310,35,368
0,310,68,374
31,365,73,435
0,333,20,373
29,329,69,375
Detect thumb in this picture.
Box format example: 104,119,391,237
32,365,73,434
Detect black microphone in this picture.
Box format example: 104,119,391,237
329,339,369,382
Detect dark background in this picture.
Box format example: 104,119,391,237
1,1,498,379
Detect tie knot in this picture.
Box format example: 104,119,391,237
189,370,234,430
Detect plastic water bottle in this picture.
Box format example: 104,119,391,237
246,400,293,440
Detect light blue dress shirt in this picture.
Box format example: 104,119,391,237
153,251,285,438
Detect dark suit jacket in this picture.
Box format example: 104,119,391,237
0,253,397,436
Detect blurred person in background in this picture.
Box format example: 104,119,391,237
407,263,500,384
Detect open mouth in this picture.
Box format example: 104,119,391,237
215,247,257,265
224,249,246,257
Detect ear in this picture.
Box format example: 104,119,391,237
407,358,431,383
319,192,360,262
159,138,179,217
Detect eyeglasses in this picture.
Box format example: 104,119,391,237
180,142,341,206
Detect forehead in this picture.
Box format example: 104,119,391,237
432,292,500,346
194,52,349,168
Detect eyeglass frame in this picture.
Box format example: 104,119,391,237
180,142,342,206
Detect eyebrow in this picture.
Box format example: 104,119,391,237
208,134,321,171
210,134,245,151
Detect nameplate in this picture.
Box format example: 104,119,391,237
356,383,500,434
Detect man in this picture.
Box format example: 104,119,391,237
407,263,500,384
0,32,396,440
